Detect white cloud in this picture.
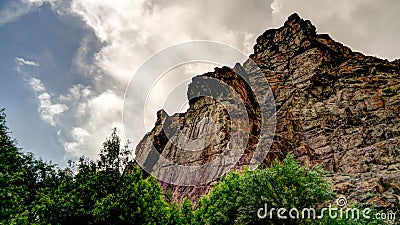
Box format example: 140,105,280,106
63,127,90,156
68,0,273,84
29,77,45,92
16,57,39,66
15,57,39,73
28,78,69,126
0,0,61,26
0,1,36,26
60,89,124,158
14,57,68,127
29,80,124,158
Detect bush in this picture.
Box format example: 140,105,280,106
195,155,334,225
195,172,242,225
382,87,397,97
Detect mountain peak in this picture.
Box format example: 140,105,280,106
252,13,317,58
284,12,316,35
251,13,355,73
287,12,301,21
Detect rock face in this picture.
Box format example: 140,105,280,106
135,13,400,211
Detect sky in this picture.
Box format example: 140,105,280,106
0,0,399,166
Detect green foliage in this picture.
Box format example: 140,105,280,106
165,198,194,225
0,109,64,224
178,198,195,225
97,128,131,172
382,87,397,97
33,129,178,225
195,155,334,225
0,108,26,223
195,172,242,225
91,166,172,224
0,108,197,224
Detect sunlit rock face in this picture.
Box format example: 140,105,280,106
134,13,400,212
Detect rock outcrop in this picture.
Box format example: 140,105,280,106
135,13,400,212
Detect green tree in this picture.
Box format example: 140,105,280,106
33,128,178,225
195,155,333,225
0,108,61,224
0,109,181,224
179,198,194,225
93,165,172,225
34,128,129,224
168,198,194,225
97,128,131,172
195,172,242,225
0,108,28,223
237,155,333,225
0,108,23,222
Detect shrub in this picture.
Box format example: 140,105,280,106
195,155,333,225
382,87,397,97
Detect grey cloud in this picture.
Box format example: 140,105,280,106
350,0,400,60
271,0,400,60
145,0,273,34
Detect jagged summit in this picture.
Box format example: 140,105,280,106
253,13,317,54
134,14,400,212
251,12,355,73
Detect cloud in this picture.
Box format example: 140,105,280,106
28,78,68,126
63,127,90,157
14,57,67,127
59,89,124,158
0,1,36,26
0,0,61,26
28,78,123,158
15,57,39,73
29,77,45,92
16,57,39,66
270,0,400,60
69,0,273,84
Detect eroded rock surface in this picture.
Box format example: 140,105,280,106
134,13,400,212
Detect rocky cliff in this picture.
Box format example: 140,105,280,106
135,13,400,212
